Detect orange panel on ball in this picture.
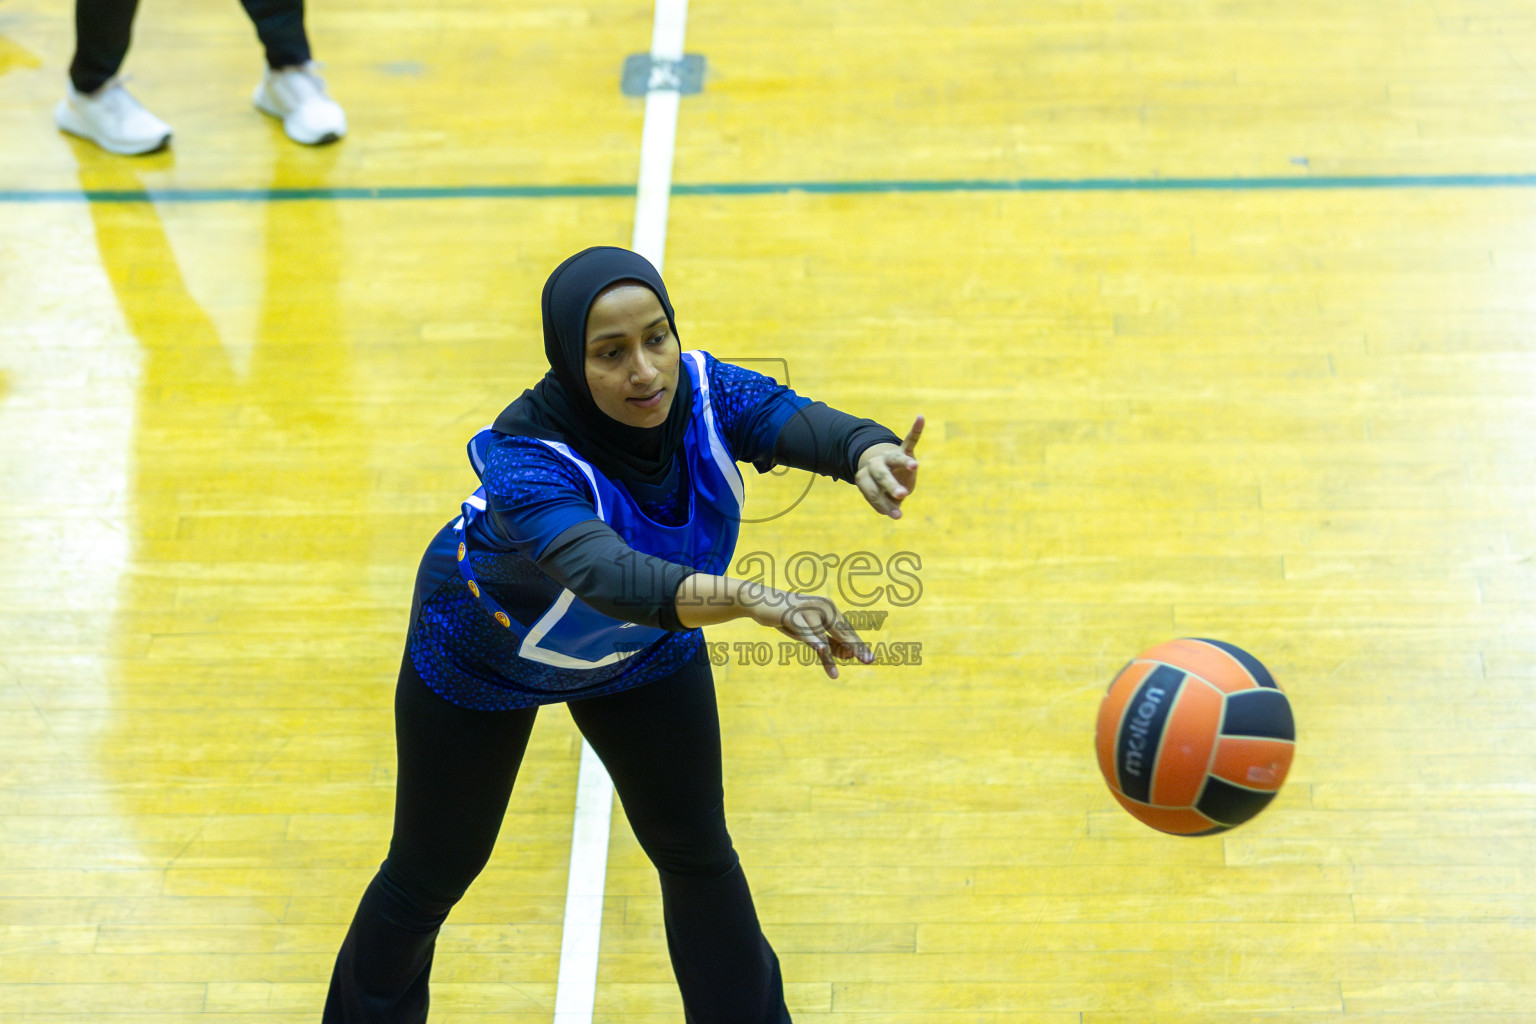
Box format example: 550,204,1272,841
1110,790,1223,836
1136,638,1264,694
1149,677,1224,807
1209,736,1295,791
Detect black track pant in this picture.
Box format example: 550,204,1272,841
70,0,312,94
323,654,791,1023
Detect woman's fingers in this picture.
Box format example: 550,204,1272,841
901,415,924,456
816,642,838,679
859,454,917,518
857,470,899,517
826,614,870,663
778,622,839,678
779,599,872,677
853,421,922,520
874,458,912,499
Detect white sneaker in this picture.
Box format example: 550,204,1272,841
54,79,172,155
254,64,346,145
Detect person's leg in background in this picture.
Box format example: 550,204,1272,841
57,0,173,155
67,0,137,94
55,0,345,153
241,0,347,145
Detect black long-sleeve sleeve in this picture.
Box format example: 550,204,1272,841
533,519,694,632
770,401,901,483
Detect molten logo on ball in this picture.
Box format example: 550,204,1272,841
1096,639,1295,836
1120,680,1170,781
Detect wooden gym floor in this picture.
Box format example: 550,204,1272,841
2,0,1536,1020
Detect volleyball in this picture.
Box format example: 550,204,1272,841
1095,638,1295,836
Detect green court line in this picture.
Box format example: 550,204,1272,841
3,173,1536,203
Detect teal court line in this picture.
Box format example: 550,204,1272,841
3,173,1536,202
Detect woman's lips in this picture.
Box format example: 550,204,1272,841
628,388,665,409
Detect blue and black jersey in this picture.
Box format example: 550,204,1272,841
406,352,811,710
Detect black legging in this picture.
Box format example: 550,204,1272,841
70,0,312,94
324,653,791,1023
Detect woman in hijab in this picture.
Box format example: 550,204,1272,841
324,246,923,1023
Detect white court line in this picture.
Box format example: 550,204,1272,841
551,1,689,1020
632,0,689,273
552,739,616,1022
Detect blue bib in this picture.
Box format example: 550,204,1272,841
453,350,742,669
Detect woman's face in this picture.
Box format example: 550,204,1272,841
583,283,680,428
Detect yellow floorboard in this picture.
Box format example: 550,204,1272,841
4,0,1536,1020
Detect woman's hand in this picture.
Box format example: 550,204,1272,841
745,586,870,679
673,576,870,679
855,415,924,519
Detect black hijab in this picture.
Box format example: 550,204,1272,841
494,246,694,486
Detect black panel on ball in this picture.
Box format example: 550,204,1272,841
1221,689,1296,741
1196,777,1277,826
